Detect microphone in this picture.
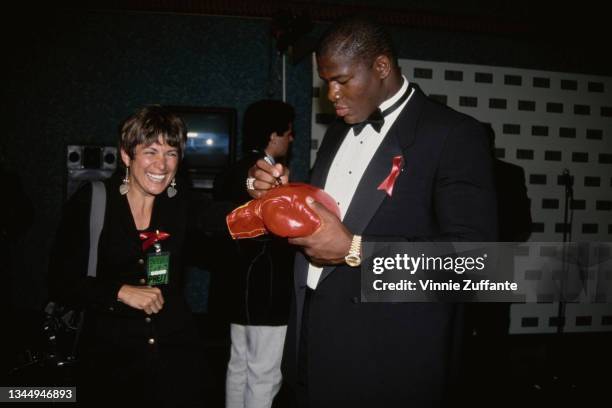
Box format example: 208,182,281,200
560,169,573,197
560,168,572,186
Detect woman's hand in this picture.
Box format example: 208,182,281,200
117,284,165,314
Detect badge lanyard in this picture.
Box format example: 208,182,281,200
140,230,170,286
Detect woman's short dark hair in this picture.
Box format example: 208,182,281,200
120,105,187,159
242,100,295,153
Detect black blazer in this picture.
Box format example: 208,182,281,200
282,83,498,407
48,175,207,406
48,175,196,348
494,159,532,242
213,153,295,325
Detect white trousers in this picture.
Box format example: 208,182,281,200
225,324,287,408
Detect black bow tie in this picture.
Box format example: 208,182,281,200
351,86,411,136
351,109,384,136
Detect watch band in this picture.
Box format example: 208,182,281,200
345,234,362,267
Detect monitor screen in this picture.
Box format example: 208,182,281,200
165,106,237,175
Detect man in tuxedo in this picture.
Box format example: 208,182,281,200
247,17,497,407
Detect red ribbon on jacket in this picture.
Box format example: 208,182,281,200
139,230,170,251
377,155,404,197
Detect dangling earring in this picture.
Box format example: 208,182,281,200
167,178,177,198
119,166,130,195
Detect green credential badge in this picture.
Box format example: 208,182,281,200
140,231,171,286
147,252,170,286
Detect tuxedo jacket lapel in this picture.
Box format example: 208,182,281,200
343,84,425,230
341,131,402,233
317,83,426,285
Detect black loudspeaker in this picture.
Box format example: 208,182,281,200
65,145,118,199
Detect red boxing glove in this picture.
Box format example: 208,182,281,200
227,183,340,239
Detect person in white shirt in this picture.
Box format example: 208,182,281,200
247,16,497,408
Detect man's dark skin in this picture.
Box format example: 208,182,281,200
247,50,403,265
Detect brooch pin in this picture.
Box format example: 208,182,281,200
377,155,404,197
139,230,170,251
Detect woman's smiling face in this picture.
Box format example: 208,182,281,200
121,137,179,198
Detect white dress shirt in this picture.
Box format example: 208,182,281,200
307,76,414,289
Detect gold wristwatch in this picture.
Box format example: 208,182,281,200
344,234,362,267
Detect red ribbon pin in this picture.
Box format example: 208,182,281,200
139,230,170,251
377,155,404,197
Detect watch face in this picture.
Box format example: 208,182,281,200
345,255,361,267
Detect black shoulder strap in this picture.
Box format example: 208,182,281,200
87,181,106,277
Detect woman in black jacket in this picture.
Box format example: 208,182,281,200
49,106,206,407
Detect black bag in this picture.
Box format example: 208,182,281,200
9,181,106,380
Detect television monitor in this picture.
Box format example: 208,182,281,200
165,106,237,189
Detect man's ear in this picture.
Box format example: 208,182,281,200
374,55,391,79
120,148,131,167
